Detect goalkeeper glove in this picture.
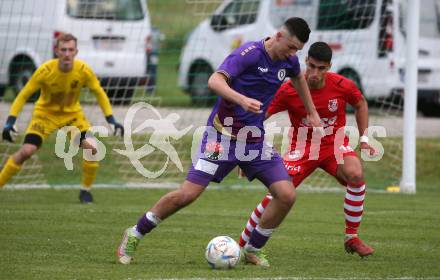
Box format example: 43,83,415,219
105,115,124,137
2,116,18,143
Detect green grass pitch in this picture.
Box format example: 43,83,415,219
1,138,440,279
1,179,440,278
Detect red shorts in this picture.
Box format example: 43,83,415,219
283,139,357,187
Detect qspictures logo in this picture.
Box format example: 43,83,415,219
54,102,386,179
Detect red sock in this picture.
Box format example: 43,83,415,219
344,182,365,237
239,194,272,247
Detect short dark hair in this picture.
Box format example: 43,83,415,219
283,17,311,43
308,41,332,63
56,33,77,48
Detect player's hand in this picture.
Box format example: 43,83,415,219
239,96,263,114
110,122,124,137
2,125,18,142
307,111,324,136
106,115,124,137
2,116,18,143
360,142,377,157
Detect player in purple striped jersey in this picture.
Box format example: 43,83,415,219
117,17,322,266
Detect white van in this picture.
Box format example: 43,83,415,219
178,0,440,116
0,0,155,104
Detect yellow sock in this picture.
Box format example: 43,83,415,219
0,157,22,188
82,160,99,189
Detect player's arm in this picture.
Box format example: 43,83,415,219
9,70,42,117
265,83,289,120
290,73,321,128
208,72,262,114
353,96,369,139
2,68,42,142
353,96,375,156
345,79,375,155
209,46,264,114
85,65,124,136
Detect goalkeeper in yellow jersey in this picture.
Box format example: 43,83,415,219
0,33,124,203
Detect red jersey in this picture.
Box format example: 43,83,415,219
268,72,363,148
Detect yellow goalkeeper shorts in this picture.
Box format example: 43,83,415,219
25,109,91,140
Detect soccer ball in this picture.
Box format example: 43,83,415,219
205,236,241,269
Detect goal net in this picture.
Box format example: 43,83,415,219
1,0,423,191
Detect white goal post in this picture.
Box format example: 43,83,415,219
401,0,419,193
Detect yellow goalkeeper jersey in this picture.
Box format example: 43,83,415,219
9,59,113,117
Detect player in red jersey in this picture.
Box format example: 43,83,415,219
239,42,376,260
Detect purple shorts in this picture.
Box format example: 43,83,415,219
186,130,289,187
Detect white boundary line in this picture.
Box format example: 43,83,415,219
147,277,440,280
3,182,390,193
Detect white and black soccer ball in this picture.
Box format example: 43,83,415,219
205,236,241,269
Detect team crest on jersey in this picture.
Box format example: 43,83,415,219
71,80,79,89
277,69,286,81
328,99,338,112
204,141,224,160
